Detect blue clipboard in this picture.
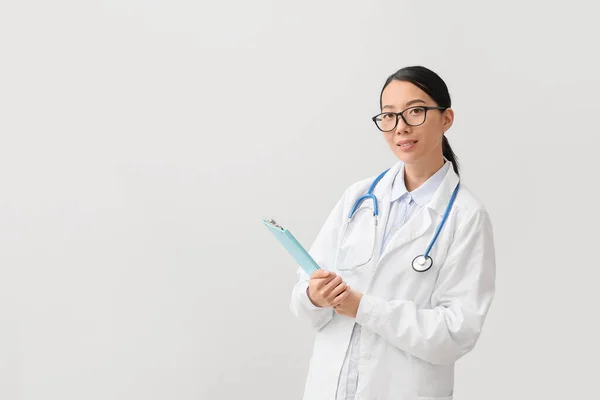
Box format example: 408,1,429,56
262,218,321,276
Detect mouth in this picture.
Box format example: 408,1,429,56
397,140,417,150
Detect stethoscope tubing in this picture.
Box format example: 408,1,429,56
344,168,459,273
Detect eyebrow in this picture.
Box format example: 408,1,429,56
382,99,427,110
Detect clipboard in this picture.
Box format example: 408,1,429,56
262,218,321,276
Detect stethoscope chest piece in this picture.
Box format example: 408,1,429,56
412,254,433,272
347,165,459,274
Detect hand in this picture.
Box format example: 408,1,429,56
333,288,363,318
307,269,351,308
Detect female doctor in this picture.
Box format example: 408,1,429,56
290,66,496,400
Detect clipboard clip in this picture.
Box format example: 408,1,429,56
264,217,284,230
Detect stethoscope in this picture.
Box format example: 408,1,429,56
343,168,460,272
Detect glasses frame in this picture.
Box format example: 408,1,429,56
372,106,447,132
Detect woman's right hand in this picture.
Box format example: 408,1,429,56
307,269,351,308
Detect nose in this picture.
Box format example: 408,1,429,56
394,115,410,134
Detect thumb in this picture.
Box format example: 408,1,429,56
311,269,331,279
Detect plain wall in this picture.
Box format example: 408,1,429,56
1,1,599,399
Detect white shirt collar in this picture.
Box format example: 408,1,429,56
390,160,451,206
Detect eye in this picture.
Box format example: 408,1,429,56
381,112,396,120
408,107,425,115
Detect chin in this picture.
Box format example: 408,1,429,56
393,151,420,164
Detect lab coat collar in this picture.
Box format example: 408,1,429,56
374,157,459,216
373,158,459,266
371,160,404,202
389,161,450,206
428,160,460,216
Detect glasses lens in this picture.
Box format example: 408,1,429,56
404,107,426,126
375,112,397,131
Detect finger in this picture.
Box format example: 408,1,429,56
311,269,331,279
332,291,350,307
328,281,348,300
310,272,336,287
312,275,337,292
323,276,343,295
312,275,334,291
331,286,351,307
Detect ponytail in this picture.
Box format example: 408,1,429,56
442,135,459,176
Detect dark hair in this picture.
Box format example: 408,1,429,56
379,66,459,176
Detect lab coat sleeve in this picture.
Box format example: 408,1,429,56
355,209,496,365
289,188,349,331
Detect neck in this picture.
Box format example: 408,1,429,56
403,155,445,192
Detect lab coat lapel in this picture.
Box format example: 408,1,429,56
427,163,460,216
370,161,404,263
379,205,433,263
378,164,459,263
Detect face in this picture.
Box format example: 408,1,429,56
378,80,454,167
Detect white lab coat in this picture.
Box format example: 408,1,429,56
290,160,496,400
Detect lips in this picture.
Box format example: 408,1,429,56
397,140,417,146
397,140,417,151
398,141,416,147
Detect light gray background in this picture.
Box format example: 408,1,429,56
1,1,599,399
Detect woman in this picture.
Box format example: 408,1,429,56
290,66,496,400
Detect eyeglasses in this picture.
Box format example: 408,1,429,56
372,106,447,132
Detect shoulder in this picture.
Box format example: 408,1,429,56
342,163,400,198
451,182,494,233
336,161,403,204
338,172,381,205
454,182,488,213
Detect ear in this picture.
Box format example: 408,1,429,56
442,108,454,132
